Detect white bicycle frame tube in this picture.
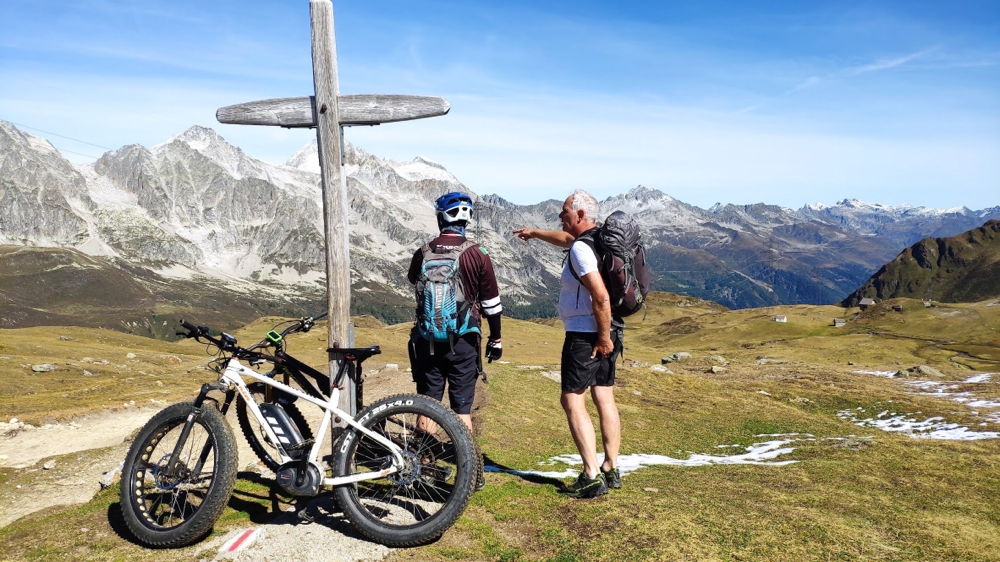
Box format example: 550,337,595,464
221,358,405,487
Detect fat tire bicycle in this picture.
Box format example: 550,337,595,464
119,316,478,549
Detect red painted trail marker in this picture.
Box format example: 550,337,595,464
220,528,260,553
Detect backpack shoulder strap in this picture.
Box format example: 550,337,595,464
455,240,476,255
567,229,599,282
419,243,434,264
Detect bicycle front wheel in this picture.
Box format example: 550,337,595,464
119,402,238,548
333,394,477,547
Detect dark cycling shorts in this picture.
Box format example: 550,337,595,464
409,334,479,415
560,330,622,393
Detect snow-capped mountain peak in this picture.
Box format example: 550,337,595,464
389,156,460,184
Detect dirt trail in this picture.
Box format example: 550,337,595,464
0,406,161,527
0,406,160,468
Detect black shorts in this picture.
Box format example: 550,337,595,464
560,330,623,393
409,333,480,415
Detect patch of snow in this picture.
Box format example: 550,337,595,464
388,156,460,184
837,410,999,440
853,370,897,378
964,373,994,384
486,435,813,479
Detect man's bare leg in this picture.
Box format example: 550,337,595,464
561,389,599,478
592,385,620,472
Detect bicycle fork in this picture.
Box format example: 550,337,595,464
162,382,229,481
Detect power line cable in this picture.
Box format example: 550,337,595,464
8,120,115,151
53,147,102,160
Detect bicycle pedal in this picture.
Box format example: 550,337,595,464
296,509,315,524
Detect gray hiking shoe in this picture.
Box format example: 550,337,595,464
562,471,608,499
601,467,622,489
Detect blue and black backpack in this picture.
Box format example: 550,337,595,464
414,240,480,350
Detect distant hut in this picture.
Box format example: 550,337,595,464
772,315,787,323
892,304,903,312
858,298,875,310
833,318,846,327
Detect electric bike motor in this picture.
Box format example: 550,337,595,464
276,461,323,497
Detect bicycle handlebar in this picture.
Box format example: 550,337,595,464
178,313,326,359
277,311,327,339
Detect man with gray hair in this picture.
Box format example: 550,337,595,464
513,190,622,498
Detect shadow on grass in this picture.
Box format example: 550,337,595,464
483,453,566,489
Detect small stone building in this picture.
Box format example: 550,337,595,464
833,318,846,327
858,297,876,310
772,315,787,323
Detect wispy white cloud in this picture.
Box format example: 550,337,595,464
844,47,940,76
2,0,997,211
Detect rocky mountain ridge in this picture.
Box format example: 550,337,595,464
842,220,1000,305
1,120,997,329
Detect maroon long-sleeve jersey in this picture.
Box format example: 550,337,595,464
407,233,502,339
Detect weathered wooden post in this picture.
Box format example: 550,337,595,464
216,0,449,419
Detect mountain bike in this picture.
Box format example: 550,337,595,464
118,316,478,549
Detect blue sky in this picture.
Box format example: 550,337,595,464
2,0,998,210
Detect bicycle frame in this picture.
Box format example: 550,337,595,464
220,358,405,487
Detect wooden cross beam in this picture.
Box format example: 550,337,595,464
218,95,450,128
217,0,449,418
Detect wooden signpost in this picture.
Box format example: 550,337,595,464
217,0,449,418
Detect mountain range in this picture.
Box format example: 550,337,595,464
1,120,997,335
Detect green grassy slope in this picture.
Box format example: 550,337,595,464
1,292,998,561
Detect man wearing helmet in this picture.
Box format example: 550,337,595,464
407,192,503,438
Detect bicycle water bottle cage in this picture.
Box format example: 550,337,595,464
266,331,283,344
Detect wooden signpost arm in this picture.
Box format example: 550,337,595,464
217,95,450,128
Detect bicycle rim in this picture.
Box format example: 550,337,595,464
127,416,221,531
338,398,475,537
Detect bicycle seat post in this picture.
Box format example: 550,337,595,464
327,346,381,413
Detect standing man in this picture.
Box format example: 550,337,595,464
514,190,622,499
408,191,503,435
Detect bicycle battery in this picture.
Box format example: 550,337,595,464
259,403,307,453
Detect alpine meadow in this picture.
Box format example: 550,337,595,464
1,120,998,561
1,1,999,559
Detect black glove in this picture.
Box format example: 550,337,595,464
485,339,502,363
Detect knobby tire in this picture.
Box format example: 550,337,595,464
333,394,477,547
119,402,238,548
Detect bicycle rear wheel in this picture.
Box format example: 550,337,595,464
333,394,477,547
119,402,238,548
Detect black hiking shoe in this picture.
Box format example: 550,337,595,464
601,467,622,489
562,471,608,499
475,466,486,492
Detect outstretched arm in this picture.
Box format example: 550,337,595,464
513,228,575,248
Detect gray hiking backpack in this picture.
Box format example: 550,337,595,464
569,210,651,318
